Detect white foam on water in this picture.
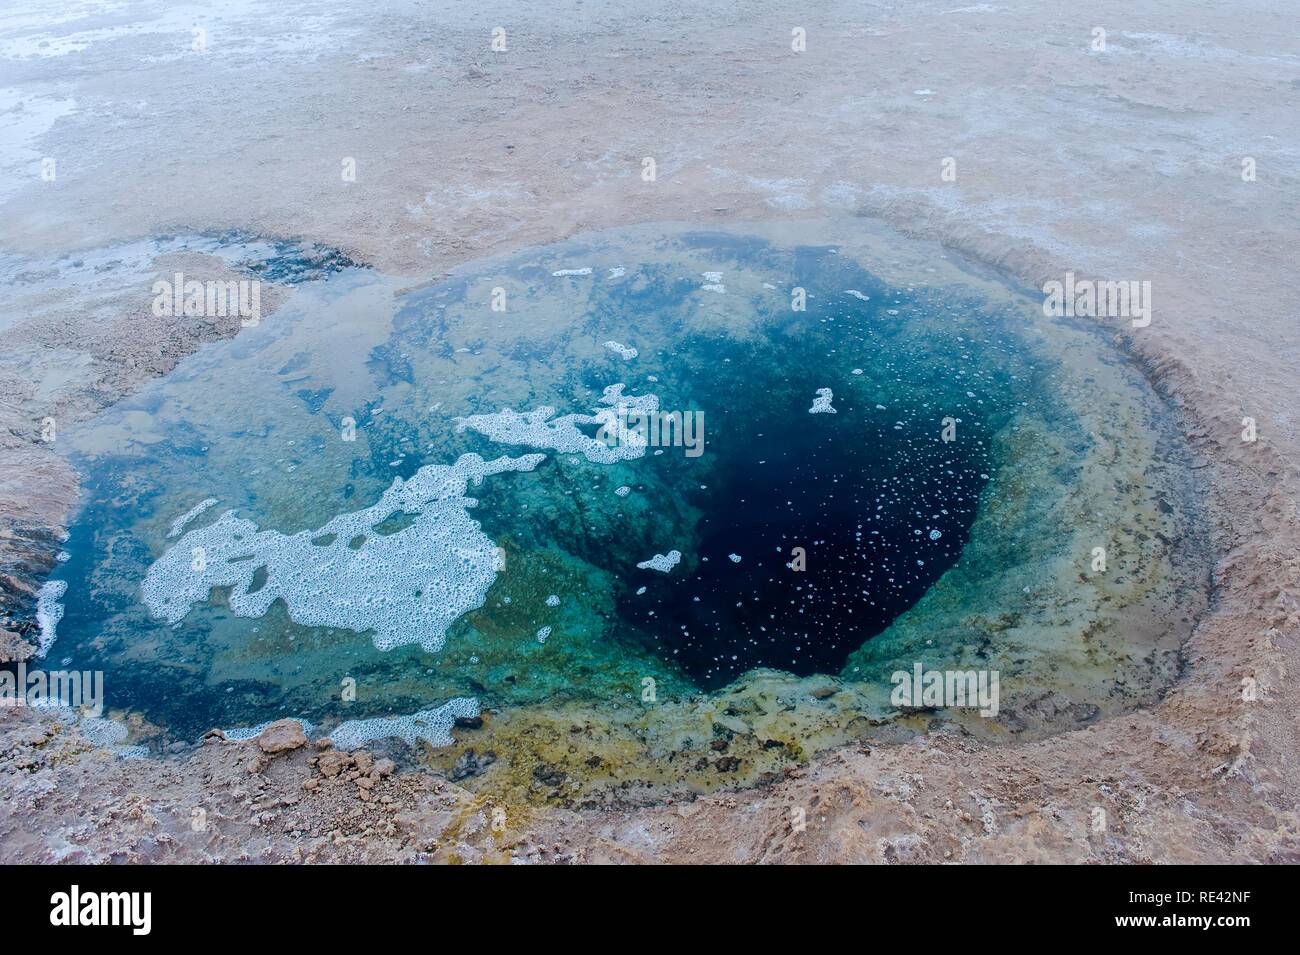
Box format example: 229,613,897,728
552,267,592,276
222,717,315,741
844,289,871,301
167,497,219,538
728,553,742,563
35,579,67,658
457,384,660,465
702,271,723,282
614,485,631,497
702,283,726,294
536,626,552,644
545,594,560,607
327,697,479,750
603,340,638,361
142,452,544,652
608,267,626,278
79,716,149,759
809,388,837,414
637,550,682,573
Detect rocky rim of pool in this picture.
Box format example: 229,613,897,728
39,219,1211,807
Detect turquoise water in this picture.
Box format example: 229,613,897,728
48,223,1185,757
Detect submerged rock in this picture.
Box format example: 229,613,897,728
449,748,496,782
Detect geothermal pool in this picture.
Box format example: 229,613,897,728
45,221,1209,800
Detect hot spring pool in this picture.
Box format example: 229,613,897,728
44,220,1209,803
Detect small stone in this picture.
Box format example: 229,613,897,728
317,750,351,778
532,763,567,787
257,719,307,754
20,725,50,747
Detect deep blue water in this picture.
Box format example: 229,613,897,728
46,227,1045,739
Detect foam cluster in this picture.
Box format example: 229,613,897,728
79,716,149,759
142,453,544,652
698,271,726,294
637,550,682,573
603,340,638,360
36,579,67,658
222,717,315,741
327,697,479,750
456,383,660,464
809,387,836,414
